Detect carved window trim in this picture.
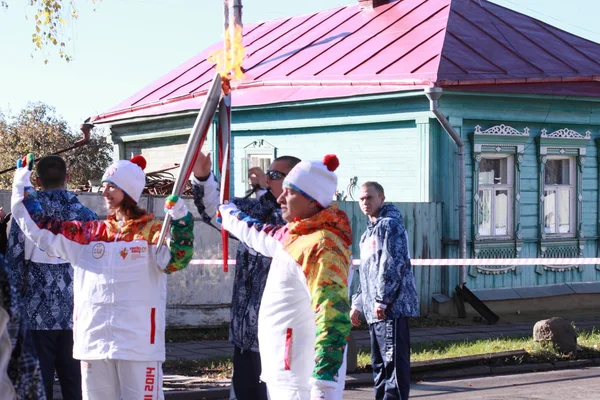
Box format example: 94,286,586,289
470,124,529,275
536,128,590,273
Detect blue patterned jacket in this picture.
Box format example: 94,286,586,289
193,174,284,351
1,254,46,399
6,190,97,330
352,204,419,324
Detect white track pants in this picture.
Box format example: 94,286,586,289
80,359,164,400
267,386,310,400
266,345,347,400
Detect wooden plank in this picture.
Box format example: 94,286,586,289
336,201,444,314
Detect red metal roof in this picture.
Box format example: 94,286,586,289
94,0,600,123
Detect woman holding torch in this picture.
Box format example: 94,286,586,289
11,153,194,400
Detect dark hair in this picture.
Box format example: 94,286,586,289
117,195,148,220
362,181,385,196
274,155,301,170
36,155,67,189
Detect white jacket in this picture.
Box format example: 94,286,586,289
12,182,194,362
219,202,352,396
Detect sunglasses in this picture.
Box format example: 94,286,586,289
266,170,286,181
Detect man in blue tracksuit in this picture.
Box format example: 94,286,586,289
6,155,98,400
351,181,419,400
191,151,300,400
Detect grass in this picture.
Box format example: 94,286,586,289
356,328,600,370
163,328,600,380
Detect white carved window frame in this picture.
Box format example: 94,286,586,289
537,128,590,273
470,124,530,276
538,128,590,241
472,124,530,243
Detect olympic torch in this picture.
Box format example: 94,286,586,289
155,73,223,253
215,0,243,272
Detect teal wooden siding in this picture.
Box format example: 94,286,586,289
435,93,600,293
106,89,600,309
231,122,428,202
112,115,215,175
336,201,443,315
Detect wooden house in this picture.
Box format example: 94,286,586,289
92,0,600,315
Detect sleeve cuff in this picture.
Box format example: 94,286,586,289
376,302,387,309
191,171,213,185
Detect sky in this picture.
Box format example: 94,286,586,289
0,0,599,130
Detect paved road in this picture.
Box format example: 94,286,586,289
343,367,600,399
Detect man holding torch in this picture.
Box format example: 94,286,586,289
218,154,352,400
192,151,300,400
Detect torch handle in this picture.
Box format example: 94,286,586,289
217,95,232,272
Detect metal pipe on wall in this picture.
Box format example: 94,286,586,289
424,87,467,286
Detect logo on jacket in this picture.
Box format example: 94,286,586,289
119,247,129,259
92,243,105,259
130,246,148,261
361,239,377,254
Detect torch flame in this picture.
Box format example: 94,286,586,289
208,23,245,84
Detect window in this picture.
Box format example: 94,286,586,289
536,128,590,273
543,157,575,235
470,124,530,276
478,155,513,238
242,154,272,186
241,139,277,189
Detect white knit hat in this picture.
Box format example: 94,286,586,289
283,154,339,208
101,155,147,203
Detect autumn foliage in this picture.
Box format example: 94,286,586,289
1,0,101,62
0,103,112,189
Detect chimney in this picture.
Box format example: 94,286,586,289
358,0,390,11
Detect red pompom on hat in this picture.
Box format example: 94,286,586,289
130,155,147,171
323,154,340,172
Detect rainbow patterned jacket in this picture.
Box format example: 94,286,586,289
11,186,194,362
219,202,352,392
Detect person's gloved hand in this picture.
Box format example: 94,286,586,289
310,384,339,400
217,201,240,230
13,153,34,189
164,195,188,220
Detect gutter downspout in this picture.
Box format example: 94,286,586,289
424,87,467,287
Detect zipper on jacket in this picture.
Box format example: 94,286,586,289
107,222,122,348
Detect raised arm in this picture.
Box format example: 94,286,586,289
11,155,103,265
156,196,195,274
218,202,286,258
191,151,220,222
192,172,220,222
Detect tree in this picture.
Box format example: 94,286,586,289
1,0,101,62
0,102,113,189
